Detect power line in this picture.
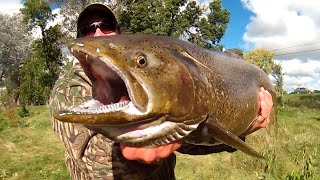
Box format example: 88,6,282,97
274,48,320,57
271,41,320,51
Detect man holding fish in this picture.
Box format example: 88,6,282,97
50,3,273,179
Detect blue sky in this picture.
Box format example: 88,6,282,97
220,0,253,50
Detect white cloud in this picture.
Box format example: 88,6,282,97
50,8,64,26
0,0,23,15
242,0,320,92
196,0,210,7
276,59,320,91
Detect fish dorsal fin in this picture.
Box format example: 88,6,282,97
205,115,265,159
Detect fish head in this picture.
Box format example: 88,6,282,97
53,34,202,146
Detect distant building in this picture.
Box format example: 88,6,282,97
293,87,312,94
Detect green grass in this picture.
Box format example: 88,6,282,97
283,93,320,109
0,94,319,179
175,106,319,180
0,106,69,179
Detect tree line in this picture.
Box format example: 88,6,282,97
0,0,283,107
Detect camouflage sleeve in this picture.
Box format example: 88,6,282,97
49,61,176,180
49,61,98,179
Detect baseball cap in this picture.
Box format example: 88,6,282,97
77,3,119,37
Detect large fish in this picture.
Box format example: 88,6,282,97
53,34,276,158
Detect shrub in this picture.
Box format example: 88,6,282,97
0,112,9,131
17,106,30,118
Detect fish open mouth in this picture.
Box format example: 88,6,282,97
82,57,127,103
80,55,131,110
63,44,148,119
53,42,201,147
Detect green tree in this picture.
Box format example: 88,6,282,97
20,0,54,32
271,63,284,93
20,0,63,105
19,42,50,105
271,63,284,105
118,0,229,50
50,0,229,50
243,48,275,74
0,13,32,102
197,0,230,49
224,48,244,58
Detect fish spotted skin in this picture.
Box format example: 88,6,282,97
53,34,276,158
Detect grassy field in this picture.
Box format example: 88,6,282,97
0,106,69,179
0,94,319,179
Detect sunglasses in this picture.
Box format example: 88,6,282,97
78,20,116,37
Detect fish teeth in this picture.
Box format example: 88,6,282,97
83,99,104,109
76,43,84,47
72,100,130,114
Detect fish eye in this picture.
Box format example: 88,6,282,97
136,55,147,68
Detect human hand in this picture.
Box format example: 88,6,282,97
243,87,273,136
120,140,182,164
256,87,273,128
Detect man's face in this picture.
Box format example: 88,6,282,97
78,16,118,37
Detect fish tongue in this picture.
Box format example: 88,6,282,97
119,96,130,102
99,96,128,105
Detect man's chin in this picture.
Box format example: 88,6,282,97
120,140,183,164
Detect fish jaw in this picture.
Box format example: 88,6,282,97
53,42,151,125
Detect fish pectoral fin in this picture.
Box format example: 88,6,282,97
205,115,265,159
